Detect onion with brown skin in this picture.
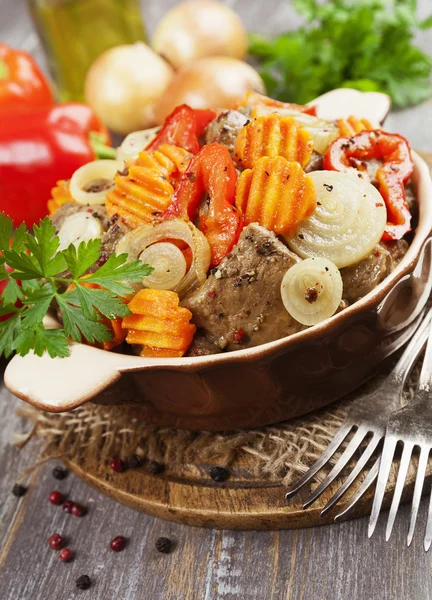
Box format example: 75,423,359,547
152,0,248,69
84,43,173,135
155,57,265,123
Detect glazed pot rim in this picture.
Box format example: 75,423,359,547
112,149,432,372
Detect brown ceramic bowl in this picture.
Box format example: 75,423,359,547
4,90,432,430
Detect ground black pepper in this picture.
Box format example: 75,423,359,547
209,466,230,482
76,575,92,590
304,287,319,304
52,467,68,480
128,454,143,469
147,461,164,475
12,484,27,497
155,537,172,554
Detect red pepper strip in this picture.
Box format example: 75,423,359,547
146,105,217,154
165,143,243,267
324,131,414,240
193,108,218,136
0,104,115,227
240,92,317,116
0,43,54,111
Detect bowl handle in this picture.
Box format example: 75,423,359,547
309,88,391,125
4,344,131,412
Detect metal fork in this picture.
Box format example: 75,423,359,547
286,309,432,518
368,308,432,548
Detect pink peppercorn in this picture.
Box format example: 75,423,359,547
49,491,64,505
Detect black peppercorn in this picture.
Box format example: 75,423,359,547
76,575,92,590
155,537,172,554
12,484,27,497
209,466,230,483
147,461,164,475
128,454,143,469
52,466,68,480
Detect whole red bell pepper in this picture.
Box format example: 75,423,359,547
324,130,414,240
147,105,217,154
165,142,243,267
0,43,54,111
0,103,115,228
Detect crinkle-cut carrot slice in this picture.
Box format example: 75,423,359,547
134,144,192,179
235,156,317,236
234,114,313,169
123,289,196,357
106,166,174,228
140,347,185,358
126,329,194,351
122,314,194,336
47,180,75,214
337,116,375,137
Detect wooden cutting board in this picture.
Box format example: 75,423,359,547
64,443,429,530
65,151,432,530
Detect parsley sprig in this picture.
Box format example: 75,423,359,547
0,214,153,359
249,0,432,108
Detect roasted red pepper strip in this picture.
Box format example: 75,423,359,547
146,105,217,154
0,43,54,111
165,143,243,266
238,92,317,116
324,130,414,240
0,103,114,227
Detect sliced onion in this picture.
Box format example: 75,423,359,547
58,212,104,251
139,242,187,290
70,159,123,206
116,218,211,297
287,171,387,268
116,127,160,163
252,105,339,155
281,257,343,326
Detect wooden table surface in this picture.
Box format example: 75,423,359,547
1,1,432,598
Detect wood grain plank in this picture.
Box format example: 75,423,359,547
1,0,432,598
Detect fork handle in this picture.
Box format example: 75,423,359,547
390,308,432,388
418,310,432,392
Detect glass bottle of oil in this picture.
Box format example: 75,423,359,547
27,0,147,102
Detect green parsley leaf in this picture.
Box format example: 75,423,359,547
11,223,28,252
56,295,112,344
249,0,432,108
2,249,42,280
0,313,21,358
62,238,102,278
0,212,154,359
21,295,54,330
13,325,70,358
1,279,24,305
0,213,13,252
64,286,130,321
34,326,70,358
25,217,60,276
84,253,153,295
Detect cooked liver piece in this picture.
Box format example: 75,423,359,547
186,330,221,357
204,110,249,157
304,151,323,173
341,240,408,304
182,223,304,351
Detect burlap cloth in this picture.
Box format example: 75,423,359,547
15,355,422,487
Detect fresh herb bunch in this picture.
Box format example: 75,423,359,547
0,213,153,359
249,0,432,107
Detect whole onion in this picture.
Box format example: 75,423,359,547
152,0,248,69
84,43,173,134
155,57,265,123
